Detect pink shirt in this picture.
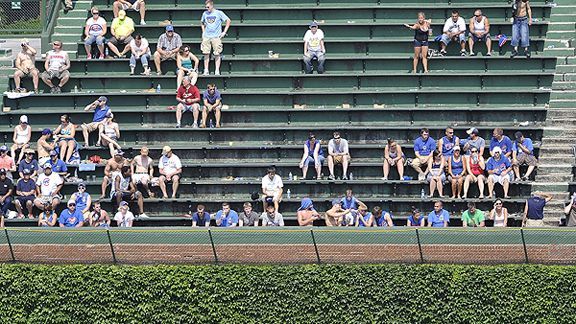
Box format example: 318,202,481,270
0,155,14,171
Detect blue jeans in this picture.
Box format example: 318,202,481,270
511,17,530,48
130,53,151,68
303,50,325,73
440,33,465,46
0,196,12,216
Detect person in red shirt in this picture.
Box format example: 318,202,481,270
175,76,201,128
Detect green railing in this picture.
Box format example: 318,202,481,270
0,0,50,35
1,227,576,265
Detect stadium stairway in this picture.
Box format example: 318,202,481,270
533,0,576,225
0,0,562,226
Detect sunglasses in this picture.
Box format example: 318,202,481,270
495,203,502,206
92,12,99,15
68,204,76,206
471,150,478,153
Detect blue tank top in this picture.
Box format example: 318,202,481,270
441,136,458,156
451,157,464,175
341,197,359,210
306,139,324,157
181,57,193,69
374,212,392,227
74,192,90,211
408,215,423,226
357,212,372,227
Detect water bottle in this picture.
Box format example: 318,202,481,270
209,119,214,128
287,189,291,199
156,83,161,93
73,85,78,93
105,48,109,57
349,172,353,180
420,189,426,199
288,172,293,181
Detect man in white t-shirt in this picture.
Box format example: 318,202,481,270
114,201,135,227
328,131,351,180
84,7,107,59
303,21,326,74
440,10,467,56
33,163,62,211
41,41,70,94
261,166,283,212
129,34,151,75
159,146,182,198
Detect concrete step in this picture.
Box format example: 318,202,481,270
542,137,576,146
549,100,576,108
533,174,573,182
556,65,576,73
546,31,576,40
553,81,576,90
550,90,576,99
539,156,574,164
538,146,575,155
544,48,576,56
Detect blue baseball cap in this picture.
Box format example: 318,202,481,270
42,128,52,135
0,146,6,152
165,25,174,32
309,21,318,28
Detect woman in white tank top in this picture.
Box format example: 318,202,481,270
489,199,508,227
98,113,121,158
11,115,31,163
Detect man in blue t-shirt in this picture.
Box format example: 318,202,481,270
411,128,437,181
59,200,84,227
489,127,513,159
201,84,223,128
14,169,36,219
191,204,211,227
81,96,111,147
201,0,231,76
18,149,39,179
512,131,538,181
340,188,366,212
486,146,513,199
48,150,68,177
427,201,450,227
215,202,238,227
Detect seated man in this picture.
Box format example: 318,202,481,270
107,10,135,58
462,127,485,156
440,10,467,56
18,149,39,180
303,21,326,74
261,204,285,227
428,200,450,227
33,163,63,213
261,166,283,212
158,146,182,198
131,146,154,198
48,150,68,178
81,96,111,148
100,149,127,199
37,128,55,167
411,128,436,181
324,199,352,227
0,169,14,219
14,168,36,219
40,41,70,94
13,40,39,93
372,206,394,227
88,201,111,227
512,131,537,181
468,9,492,56
70,182,92,220
215,202,238,227
355,206,373,227
238,202,259,227
201,84,223,128
114,201,135,227
58,200,84,228
489,128,513,159
111,165,147,218
154,25,182,75
296,198,321,226
461,202,485,227
191,204,211,227
84,7,107,59
113,0,146,25
486,147,513,199
175,76,201,128
327,131,351,180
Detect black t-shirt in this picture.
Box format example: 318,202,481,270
0,178,14,196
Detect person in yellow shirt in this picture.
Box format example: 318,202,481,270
107,10,135,58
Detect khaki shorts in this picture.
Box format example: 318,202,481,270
41,70,70,80
201,37,223,55
525,219,544,227
156,51,177,61
514,153,538,167
83,121,100,132
332,154,350,165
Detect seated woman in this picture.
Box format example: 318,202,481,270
426,150,445,198
382,138,405,180
298,133,324,180
53,114,76,163
38,201,58,227
407,207,425,226
448,146,466,199
98,112,121,157
11,115,31,164
371,206,393,227
176,45,199,89
463,147,486,199
489,199,508,227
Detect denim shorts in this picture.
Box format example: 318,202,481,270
413,39,429,47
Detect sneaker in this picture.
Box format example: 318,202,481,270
99,53,105,59
439,49,447,56
140,20,146,25
50,87,56,94
510,50,518,58
54,86,61,94
381,177,388,181
138,213,150,219
87,54,92,60
214,70,220,76
342,175,348,180
328,174,335,180
526,51,531,59
418,173,425,181
176,123,181,128
192,122,198,128
460,50,466,56
469,51,476,56
486,52,492,57
203,70,209,76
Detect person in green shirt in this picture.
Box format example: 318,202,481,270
461,202,485,227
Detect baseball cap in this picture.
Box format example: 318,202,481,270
162,145,172,154
453,146,461,151
43,163,52,169
466,128,479,135
165,25,174,32
20,115,28,124
98,96,108,102
514,131,523,140
118,10,126,19
67,200,76,206
49,150,58,156
332,198,341,206
0,146,7,152
114,149,124,156
105,111,114,118
77,182,86,189
22,168,31,175
333,132,341,139
42,128,53,135
0,168,6,175
309,21,318,28
492,146,502,154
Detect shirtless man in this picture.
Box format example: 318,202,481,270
13,40,39,93
324,199,352,226
100,149,128,199
37,129,55,168
131,146,154,197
